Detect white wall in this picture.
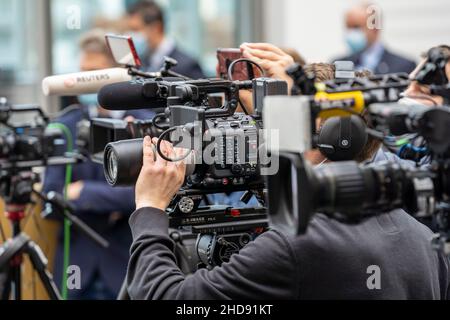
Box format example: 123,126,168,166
263,0,450,64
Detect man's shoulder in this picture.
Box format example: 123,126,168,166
168,47,205,78
382,49,416,71
288,210,435,253
332,52,360,64
170,47,198,65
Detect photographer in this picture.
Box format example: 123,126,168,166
43,29,155,300
126,132,450,299
401,45,450,107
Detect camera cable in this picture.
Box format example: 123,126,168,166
47,122,74,300
156,126,194,162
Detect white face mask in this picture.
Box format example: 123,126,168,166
398,96,434,107
398,97,421,106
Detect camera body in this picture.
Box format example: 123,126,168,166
183,112,262,190
0,102,65,166
95,77,286,193
0,100,79,205
90,76,286,269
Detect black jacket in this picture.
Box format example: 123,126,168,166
126,207,450,300
142,46,205,80
335,48,416,74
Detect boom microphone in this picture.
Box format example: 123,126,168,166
98,80,171,111
42,68,132,96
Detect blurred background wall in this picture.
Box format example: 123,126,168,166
263,0,450,63
0,0,449,111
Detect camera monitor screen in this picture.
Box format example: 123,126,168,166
105,34,142,68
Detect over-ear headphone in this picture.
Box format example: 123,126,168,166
317,115,368,162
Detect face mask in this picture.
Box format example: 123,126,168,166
109,110,127,119
130,32,149,58
399,96,436,107
345,28,368,54
78,94,98,107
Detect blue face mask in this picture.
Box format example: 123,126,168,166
78,94,98,107
345,28,368,54
130,32,149,59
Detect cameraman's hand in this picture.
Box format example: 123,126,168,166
67,181,84,201
135,137,186,211
240,43,294,92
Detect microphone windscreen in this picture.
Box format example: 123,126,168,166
98,81,167,110
42,68,132,96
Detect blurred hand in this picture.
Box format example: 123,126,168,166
240,43,295,92
67,181,84,201
125,116,135,122
135,137,186,211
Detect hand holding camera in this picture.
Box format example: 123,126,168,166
135,137,186,211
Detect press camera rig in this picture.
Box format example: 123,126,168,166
266,53,450,254
89,67,287,269
0,99,108,300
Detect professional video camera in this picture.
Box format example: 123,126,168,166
83,35,287,269
93,76,286,269
0,98,66,167
268,105,450,251
265,46,450,254
0,98,77,205
0,98,109,300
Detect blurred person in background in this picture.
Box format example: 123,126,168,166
335,2,416,74
126,0,205,79
43,29,154,300
402,45,450,107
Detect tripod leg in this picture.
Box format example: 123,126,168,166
1,269,12,300
25,241,61,300
11,257,21,300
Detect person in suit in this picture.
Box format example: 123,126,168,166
334,3,416,74
126,0,205,79
43,29,155,300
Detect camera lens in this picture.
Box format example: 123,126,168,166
107,149,118,183
103,139,143,186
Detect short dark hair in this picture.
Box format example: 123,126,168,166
127,0,165,30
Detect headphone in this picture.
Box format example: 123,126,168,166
317,115,368,162
316,61,368,162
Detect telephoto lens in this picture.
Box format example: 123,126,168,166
313,161,434,219
104,139,144,186
313,161,378,217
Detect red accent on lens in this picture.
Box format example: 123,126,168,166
230,209,241,217
222,178,229,185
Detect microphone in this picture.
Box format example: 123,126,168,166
98,80,169,110
42,68,132,96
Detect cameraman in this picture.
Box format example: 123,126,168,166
43,29,154,300
126,135,450,299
